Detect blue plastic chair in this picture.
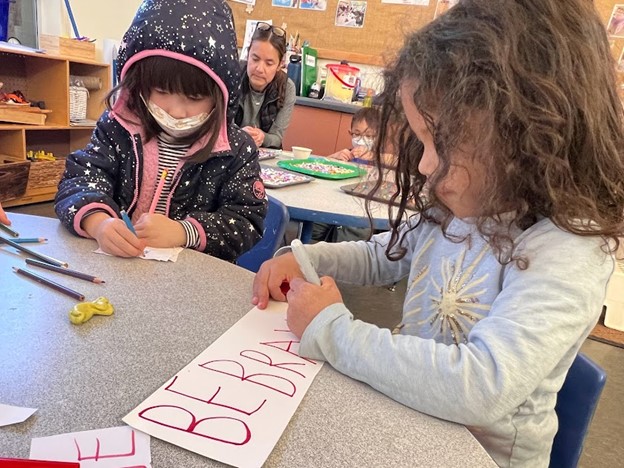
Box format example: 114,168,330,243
237,195,289,273
549,352,607,468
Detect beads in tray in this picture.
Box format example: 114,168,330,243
260,167,313,188
294,161,353,175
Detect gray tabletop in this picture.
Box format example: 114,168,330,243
263,156,395,230
0,214,495,467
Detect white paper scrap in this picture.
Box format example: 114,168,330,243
94,246,183,262
30,426,151,468
0,403,37,427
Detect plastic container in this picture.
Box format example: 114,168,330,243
323,64,360,104
291,146,312,159
287,55,302,96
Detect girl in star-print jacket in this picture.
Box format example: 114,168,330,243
55,0,267,261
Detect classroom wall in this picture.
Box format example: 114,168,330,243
38,0,141,61
39,0,624,96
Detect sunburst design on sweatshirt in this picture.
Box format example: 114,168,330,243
416,245,492,344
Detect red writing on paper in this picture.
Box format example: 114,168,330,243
136,323,318,449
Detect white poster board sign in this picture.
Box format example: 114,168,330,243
123,302,323,468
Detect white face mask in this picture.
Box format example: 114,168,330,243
352,136,375,151
143,97,210,139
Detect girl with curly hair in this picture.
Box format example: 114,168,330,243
252,1,624,465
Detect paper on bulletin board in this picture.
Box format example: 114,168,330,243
123,302,324,468
382,0,429,4
240,19,272,61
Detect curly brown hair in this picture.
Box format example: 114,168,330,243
372,0,624,264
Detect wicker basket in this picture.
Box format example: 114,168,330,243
69,86,89,121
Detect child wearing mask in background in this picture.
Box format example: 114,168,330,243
328,107,395,167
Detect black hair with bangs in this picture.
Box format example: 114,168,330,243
105,56,224,162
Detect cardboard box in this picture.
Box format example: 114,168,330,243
39,35,96,61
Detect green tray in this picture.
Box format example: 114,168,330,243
277,158,367,180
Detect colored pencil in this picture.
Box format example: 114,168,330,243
12,237,48,244
0,235,68,268
0,223,19,238
149,169,168,214
25,258,105,284
120,210,137,235
12,267,85,301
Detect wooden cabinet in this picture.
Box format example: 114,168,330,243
0,48,110,207
283,104,354,156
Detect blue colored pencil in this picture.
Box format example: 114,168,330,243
12,237,48,244
120,210,137,235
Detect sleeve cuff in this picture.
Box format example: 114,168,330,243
179,220,200,249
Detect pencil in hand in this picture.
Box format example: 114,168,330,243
25,258,105,284
120,210,137,235
12,266,85,301
0,222,19,238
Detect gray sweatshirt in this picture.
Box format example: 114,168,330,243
300,216,612,467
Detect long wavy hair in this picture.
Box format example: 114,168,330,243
372,0,624,265
105,56,224,163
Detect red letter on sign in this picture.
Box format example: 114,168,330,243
139,405,251,446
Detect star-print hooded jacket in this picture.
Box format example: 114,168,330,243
55,0,267,261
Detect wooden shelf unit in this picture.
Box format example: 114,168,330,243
0,48,110,207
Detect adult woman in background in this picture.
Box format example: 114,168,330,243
235,23,296,149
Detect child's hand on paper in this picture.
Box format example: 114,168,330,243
84,213,146,257
134,213,186,248
252,252,304,309
242,126,265,147
0,203,10,225
285,276,343,338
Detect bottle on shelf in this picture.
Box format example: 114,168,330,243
363,88,374,107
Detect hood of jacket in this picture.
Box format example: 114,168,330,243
113,0,241,140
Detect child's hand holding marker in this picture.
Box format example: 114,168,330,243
252,239,343,338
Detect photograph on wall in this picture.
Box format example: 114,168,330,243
272,0,299,8
434,0,459,18
231,0,256,5
240,19,272,61
607,4,624,37
618,46,624,73
335,0,367,28
382,0,429,5
300,0,327,10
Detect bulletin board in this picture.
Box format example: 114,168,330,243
597,1,624,104
226,0,438,65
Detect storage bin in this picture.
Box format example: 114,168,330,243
323,64,359,104
26,159,67,191
0,161,30,202
69,86,89,121
39,34,96,61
